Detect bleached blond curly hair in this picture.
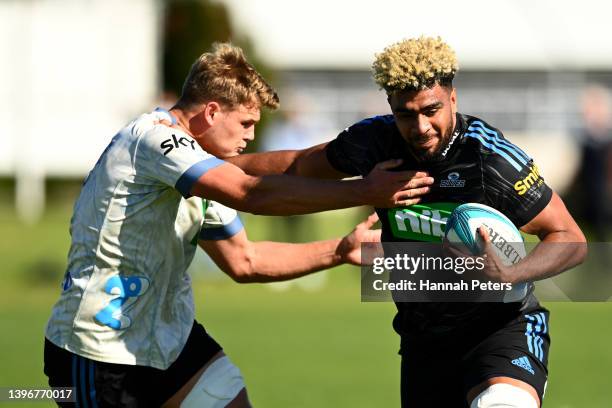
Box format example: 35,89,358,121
372,36,458,93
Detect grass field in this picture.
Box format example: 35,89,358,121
0,201,611,407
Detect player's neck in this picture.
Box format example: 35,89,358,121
169,107,199,138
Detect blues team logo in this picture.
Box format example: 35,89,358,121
95,275,150,330
440,172,465,188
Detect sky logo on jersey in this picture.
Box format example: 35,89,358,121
511,356,535,375
389,202,459,241
95,275,150,330
514,165,543,195
161,134,196,156
440,172,466,188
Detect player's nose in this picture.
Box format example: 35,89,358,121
417,115,432,135
244,128,255,141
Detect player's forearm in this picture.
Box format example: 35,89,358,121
507,232,587,283
238,175,367,215
234,239,343,283
227,143,338,178
195,159,425,215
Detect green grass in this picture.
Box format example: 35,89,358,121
0,202,611,407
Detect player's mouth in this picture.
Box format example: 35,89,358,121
414,136,438,150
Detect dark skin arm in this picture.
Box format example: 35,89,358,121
478,192,588,283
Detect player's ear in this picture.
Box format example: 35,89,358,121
450,87,457,116
203,102,222,126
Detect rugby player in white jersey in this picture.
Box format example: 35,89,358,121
43,43,435,407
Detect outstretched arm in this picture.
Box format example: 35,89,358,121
199,213,381,283
226,142,342,178
140,115,432,215
191,159,432,215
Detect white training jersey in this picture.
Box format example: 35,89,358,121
45,109,243,369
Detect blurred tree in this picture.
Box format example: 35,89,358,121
162,0,232,97
161,0,277,152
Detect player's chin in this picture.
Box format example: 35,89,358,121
412,141,440,160
223,151,241,158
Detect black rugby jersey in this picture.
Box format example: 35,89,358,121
326,113,553,347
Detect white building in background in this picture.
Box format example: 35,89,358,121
0,0,161,222
2,0,612,221
218,0,612,71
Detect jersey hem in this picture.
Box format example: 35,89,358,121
45,336,174,370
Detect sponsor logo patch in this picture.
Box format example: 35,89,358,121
514,165,543,195
161,134,196,155
389,202,459,242
95,275,150,330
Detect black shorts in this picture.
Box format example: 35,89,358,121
44,320,222,407
400,308,550,407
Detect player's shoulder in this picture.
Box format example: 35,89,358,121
459,113,532,174
339,114,401,153
131,111,180,139
345,114,396,135
128,111,209,158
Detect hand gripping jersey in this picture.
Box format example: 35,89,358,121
326,114,553,346
45,110,243,369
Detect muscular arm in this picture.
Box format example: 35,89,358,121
191,160,432,215
200,231,342,283
226,142,346,178
480,192,587,283
199,214,380,283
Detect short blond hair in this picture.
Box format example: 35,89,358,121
372,36,458,93
179,42,279,110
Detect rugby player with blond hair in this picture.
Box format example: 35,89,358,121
230,37,587,407
43,43,433,407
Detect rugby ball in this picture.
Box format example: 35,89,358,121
445,203,528,302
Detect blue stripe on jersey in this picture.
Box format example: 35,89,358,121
464,132,522,171
525,314,546,362
467,123,529,165
89,360,98,408
72,355,79,408
469,120,531,162
534,314,545,361
80,357,89,408
175,157,225,198
525,320,534,354
199,215,244,240
540,312,548,334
